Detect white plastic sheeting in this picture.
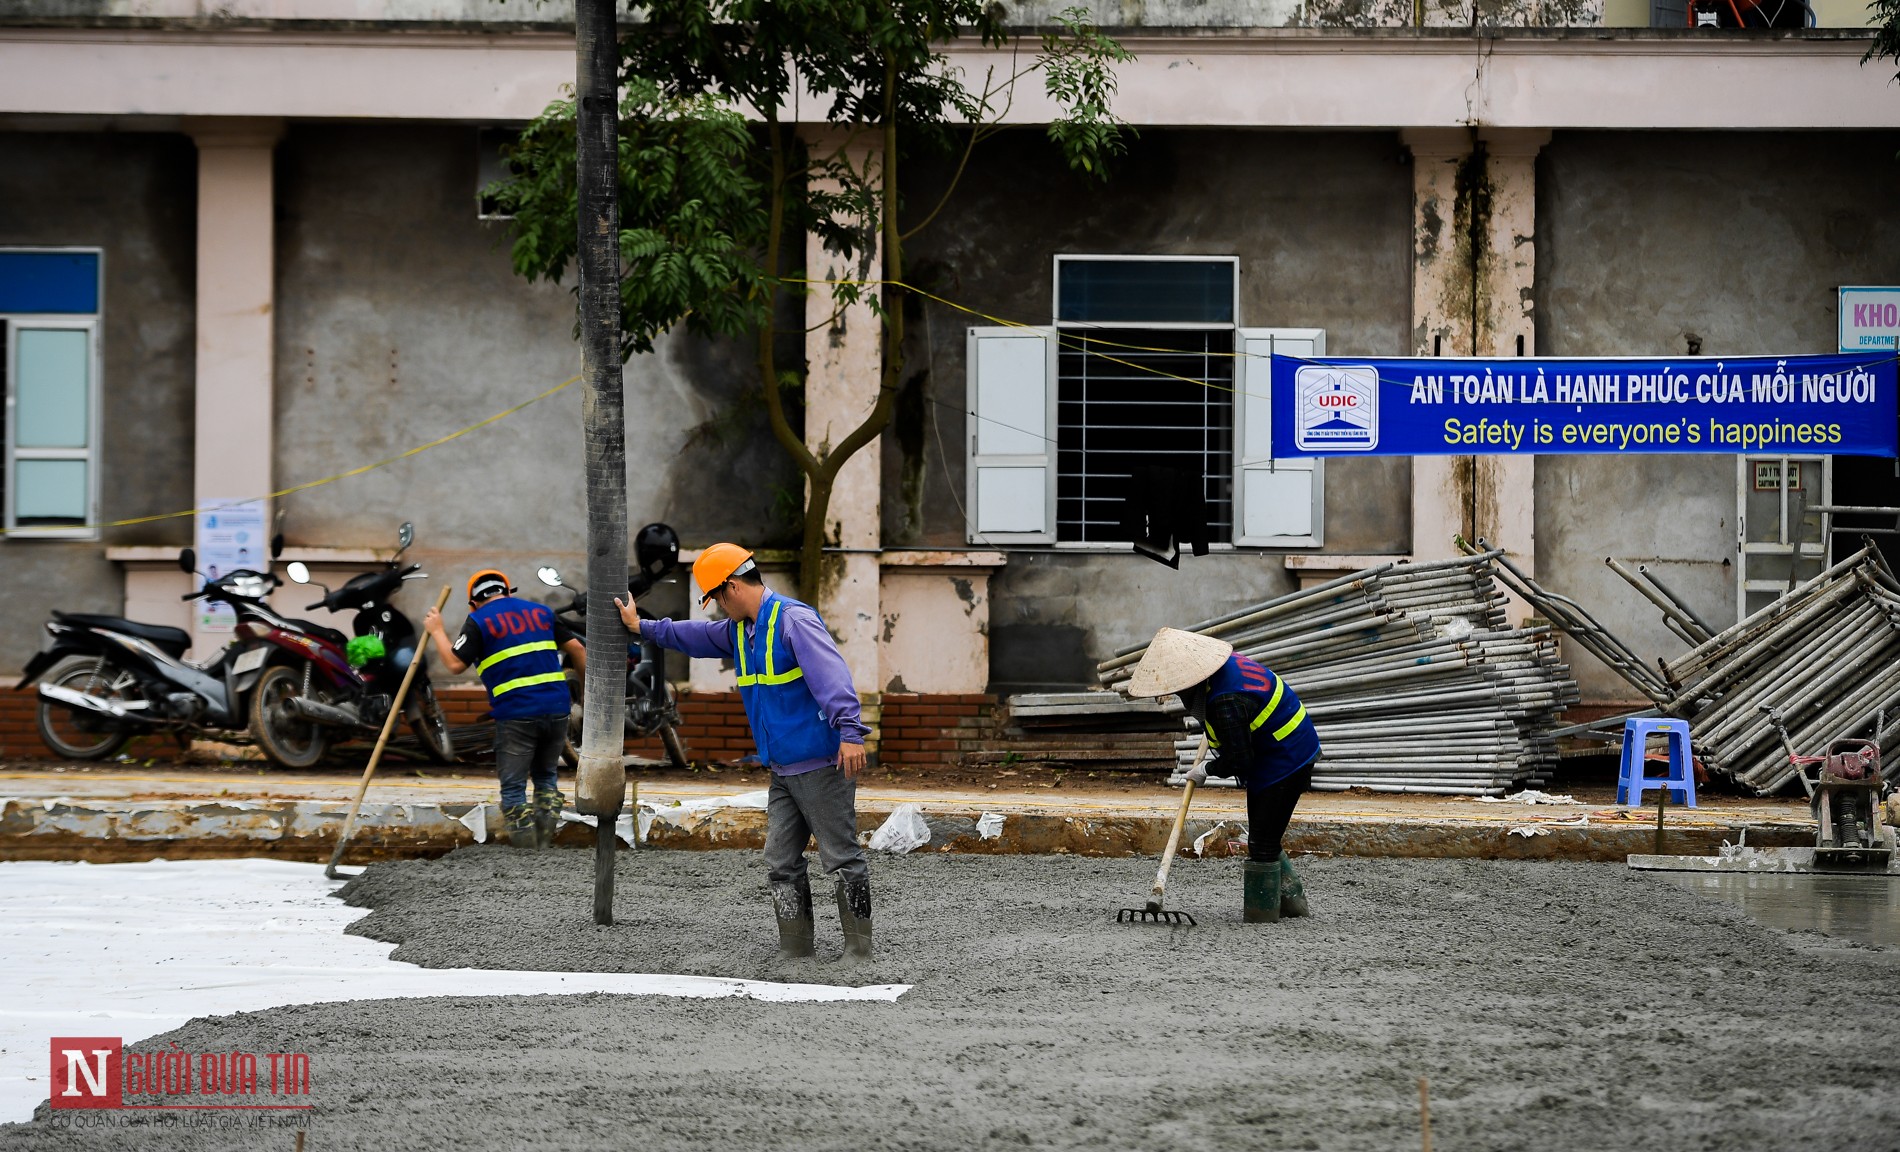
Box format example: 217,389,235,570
0,858,909,1123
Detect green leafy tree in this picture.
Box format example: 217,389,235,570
495,1,1131,600
1872,0,1900,86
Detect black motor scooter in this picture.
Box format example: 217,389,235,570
536,522,689,770
19,543,289,759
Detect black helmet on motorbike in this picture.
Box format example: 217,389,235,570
634,523,680,582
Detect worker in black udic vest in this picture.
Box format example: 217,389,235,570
424,569,585,849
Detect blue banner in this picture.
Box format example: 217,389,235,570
1267,353,1898,458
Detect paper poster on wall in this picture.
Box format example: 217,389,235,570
1267,353,1898,459
195,499,266,633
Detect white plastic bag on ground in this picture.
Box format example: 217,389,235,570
975,812,1006,840
869,804,932,854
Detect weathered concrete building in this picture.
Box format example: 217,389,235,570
1,0,1897,758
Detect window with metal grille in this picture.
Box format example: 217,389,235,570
1053,256,1237,546
1055,329,1234,544
963,255,1323,548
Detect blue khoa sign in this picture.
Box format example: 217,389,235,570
1267,353,1899,458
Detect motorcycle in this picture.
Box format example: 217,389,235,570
537,522,689,770
19,543,289,760
248,521,455,769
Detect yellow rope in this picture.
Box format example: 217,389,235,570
0,374,580,538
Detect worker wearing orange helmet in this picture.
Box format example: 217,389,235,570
617,543,875,961
424,569,586,849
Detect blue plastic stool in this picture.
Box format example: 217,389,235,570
1616,718,1696,807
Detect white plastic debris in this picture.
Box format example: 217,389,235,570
559,810,637,846
975,812,1005,840
457,803,489,843
868,804,932,854
1477,790,1580,805
1508,825,1551,837
1191,821,1229,858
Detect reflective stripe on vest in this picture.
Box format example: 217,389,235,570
1207,672,1306,747
733,601,805,688
492,670,567,697
477,639,561,696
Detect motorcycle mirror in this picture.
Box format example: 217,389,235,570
536,566,564,588
285,561,312,585
397,521,415,553
177,548,196,575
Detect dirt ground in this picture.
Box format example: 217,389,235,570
8,847,1900,1152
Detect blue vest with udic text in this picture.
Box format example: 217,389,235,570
469,596,569,721
1205,652,1320,789
732,592,841,768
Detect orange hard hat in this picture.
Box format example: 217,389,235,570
692,543,755,606
467,569,513,605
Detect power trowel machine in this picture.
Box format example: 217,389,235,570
1762,706,1895,870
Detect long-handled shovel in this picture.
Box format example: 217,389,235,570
325,584,454,880
1118,733,1208,926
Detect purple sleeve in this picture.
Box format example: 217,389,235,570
640,617,735,660
779,608,870,744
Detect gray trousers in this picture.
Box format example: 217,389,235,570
762,766,868,886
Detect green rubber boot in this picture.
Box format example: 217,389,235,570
1241,858,1282,923
1278,851,1309,918
503,805,539,850
532,787,565,850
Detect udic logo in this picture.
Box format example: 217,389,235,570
1294,365,1379,452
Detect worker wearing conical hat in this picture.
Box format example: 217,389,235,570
1128,627,1319,923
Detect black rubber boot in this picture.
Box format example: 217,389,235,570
1241,858,1282,923
770,879,816,958
1278,851,1309,918
835,876,874,961
532,787,565,850
503,805,539,850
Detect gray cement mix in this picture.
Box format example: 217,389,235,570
8,848,1900,1151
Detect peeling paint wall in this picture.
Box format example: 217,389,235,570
271,123,796,604
894,128,1414,689
1534,130,1900,701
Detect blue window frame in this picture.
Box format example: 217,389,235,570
3,249,102,538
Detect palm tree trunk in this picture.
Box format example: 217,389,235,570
574,0,627,924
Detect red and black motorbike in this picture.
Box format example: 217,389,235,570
243,522,454,769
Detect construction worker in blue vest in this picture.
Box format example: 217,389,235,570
423,569,586,850
1126,627,1319,922
616,543,875,961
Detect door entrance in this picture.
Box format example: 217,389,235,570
1737,454,1830,619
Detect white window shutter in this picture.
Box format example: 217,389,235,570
966,327,1056,544
1234,328,1325,548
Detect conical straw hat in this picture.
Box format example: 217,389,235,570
1126,627,1234,698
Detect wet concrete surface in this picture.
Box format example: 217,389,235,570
6,848,1900,1151
1654,870,1900,949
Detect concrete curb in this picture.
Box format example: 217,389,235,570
0,796,1811,864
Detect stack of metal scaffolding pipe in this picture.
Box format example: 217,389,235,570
1101,553,1580,796
1656,545,1900,793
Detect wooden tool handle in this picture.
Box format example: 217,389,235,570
1147,734,1208,910
326,584,453,877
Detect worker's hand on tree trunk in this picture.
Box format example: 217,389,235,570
839,741,866,782
613,595,641,634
